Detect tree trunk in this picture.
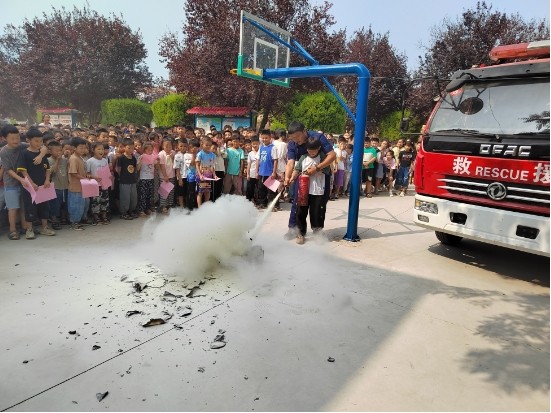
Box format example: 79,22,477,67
258,105,271,130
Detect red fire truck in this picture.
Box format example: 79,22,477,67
413,40,550,256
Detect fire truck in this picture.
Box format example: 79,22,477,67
413,40,550,256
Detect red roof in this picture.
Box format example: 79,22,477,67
38,108,80,113
186,106,252,116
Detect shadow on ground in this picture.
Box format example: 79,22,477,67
431,285,549,394
428,240,550,286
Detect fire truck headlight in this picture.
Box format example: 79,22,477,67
415,200,438,214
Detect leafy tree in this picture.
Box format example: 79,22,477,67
0,51,34,121
139,77,176,104
409,1,549,123
337,27,408,134
378,109,423,142
0,6,152,123
285,91,346,133
151,93,201,127
159,0,345,129
101,99,152,126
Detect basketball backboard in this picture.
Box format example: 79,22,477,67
238,11,291,87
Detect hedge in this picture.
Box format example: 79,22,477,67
101,99,152,126
151,94,197,127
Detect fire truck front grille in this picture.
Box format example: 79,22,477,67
438,176,550,205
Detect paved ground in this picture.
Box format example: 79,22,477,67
0,192,549,411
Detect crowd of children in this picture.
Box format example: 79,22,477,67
0,120,416,240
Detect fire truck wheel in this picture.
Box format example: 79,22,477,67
435,231,463,246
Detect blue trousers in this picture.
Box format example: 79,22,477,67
68,191,85,224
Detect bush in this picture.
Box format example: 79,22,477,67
285,91,347,133
151,94,198,127
101,99,152,126
378,109,423,141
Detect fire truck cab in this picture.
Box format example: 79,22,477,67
413,40,550,256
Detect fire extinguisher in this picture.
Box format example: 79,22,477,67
297,173,310,206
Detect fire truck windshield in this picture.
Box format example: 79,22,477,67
430,78,550,136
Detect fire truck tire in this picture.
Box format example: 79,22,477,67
435,231,463,246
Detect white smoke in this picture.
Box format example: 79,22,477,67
140,195,258,279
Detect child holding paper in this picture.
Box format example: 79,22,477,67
118,138,138,220
68,137,89,230
256,130,278,210
195,136,216,207
17,127,56,238
137,142,155,216
85,142,110,224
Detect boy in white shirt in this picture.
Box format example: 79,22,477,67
173,140,188,208
289,139,330,245
246,137,260,205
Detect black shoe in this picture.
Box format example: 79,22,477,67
51,222,62,230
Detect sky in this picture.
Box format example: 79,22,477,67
4,0,549,79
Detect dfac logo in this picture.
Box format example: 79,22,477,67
486,182,507,201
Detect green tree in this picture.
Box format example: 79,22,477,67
409,1,549,123
378,109,422,142
101,99,152,126
285,91,346,133
0,5,152,122
151,93,200,127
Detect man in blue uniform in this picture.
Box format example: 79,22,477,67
283,121,336,240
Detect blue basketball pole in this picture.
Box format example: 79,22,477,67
264,63,371,242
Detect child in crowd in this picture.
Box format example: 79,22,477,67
383,150,397,196
118,138,138,219
375,139,389,193
157,139,175,214
344,143,353,196
137,142,156,216
195,137,216,207
85,142,110,224
223,137,244,196
173,140,188,208
332,137,348,198
257,130,278,210
246,137,260,205
17,128,56,239
186,139,200,210
109,141,126,216
241,139,251,197
67,137,89,230
362,138,377,198
47,140,68,229
289,138,330,245
212,141,226,201
395,141,416,196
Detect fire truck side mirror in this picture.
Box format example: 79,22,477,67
400,118,410,133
